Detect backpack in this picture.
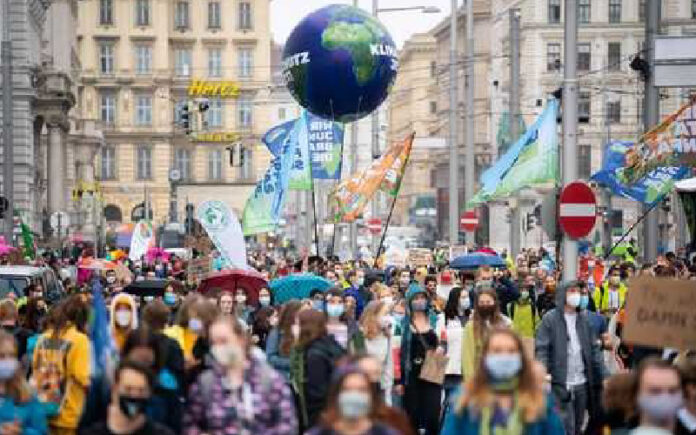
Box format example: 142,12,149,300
31,336,71,417
508,301,538,331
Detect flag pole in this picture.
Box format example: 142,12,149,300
329,123,346,258
310,169,320,257
373,133,415,268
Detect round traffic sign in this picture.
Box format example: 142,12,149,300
460,210,478,232
559,181,597,239
367,218,382,235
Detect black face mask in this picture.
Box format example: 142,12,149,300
118,395,149,419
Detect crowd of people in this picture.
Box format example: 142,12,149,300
0,245,694,435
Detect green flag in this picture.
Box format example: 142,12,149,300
20,220,35,260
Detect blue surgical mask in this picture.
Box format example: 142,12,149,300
392,313,405,324
579,295,589,310
484,354,522,381
164,292,177,306
0,358,18,380
188,318,204,334
411,300,428,312
259,296,271,307
312,300,324,311
327,303,344,318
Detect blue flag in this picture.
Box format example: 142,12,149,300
591,140,691,205
89,278,112,378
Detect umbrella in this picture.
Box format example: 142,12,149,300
270,274,333,305
123,280,168,298
450,253,507,270
198,269,267,305
0,245,17,255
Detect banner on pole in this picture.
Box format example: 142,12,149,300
621,96,696,184
198,200,247,269
329,133,415,223
129,220,155,261
469,99,559,208
591,140,690,205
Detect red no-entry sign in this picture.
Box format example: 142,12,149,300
367,218,382,235
460,210,478,233
559,181,597,239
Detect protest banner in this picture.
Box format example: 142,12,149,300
408,248,433,267
187,257,212,286
449,245,468,261
623,276,696,350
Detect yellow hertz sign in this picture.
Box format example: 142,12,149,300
191,132,241,142
187,79,240,97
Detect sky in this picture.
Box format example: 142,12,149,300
270,0,454,48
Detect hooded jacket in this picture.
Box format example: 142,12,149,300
109,293,139,352
399,285,441,386
535,282,606,402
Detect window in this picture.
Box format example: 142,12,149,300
578,0,590,23
100,94,116,125
238,48,253,79
208,149,223,180
547,43,561,72
639,0,645,21
692,0,696,19
207,97,223,127
136,145,152,180
237,96,252,128
135,45,152,75
429,101,437,114
430,61,437,77
100,146,116,180
175,1,189,29
608,42,621,71
578,144,592,179
608,0,621,23
208,48,222,77
174,148,192,180
578,43,591,71
175,48,192,77
136,0,150,26
579,91,591,123
100,0,113,24
135,95,152,126
99,44,114,74
208,1,221,29
278,107,287,120
173,99,187,124
548,0,561,23
238,1,252,30
607,100,621,124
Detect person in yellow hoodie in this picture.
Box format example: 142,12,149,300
109,293,139,353
31,294,91,435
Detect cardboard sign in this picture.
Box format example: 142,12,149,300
408,248,433,267
623,277,696,350
449,245,468,261
187,257,212,286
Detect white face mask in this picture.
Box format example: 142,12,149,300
566,292,581,308
115,310,132,327
381,296,394,306
291,324,300,340
235,295,247,304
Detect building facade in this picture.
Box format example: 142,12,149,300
76,0,273,232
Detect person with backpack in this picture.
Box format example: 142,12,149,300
509,283,541,339
31,295,91,435
183,315,298,435
0,330,47,434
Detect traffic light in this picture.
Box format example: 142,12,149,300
180,103,191,134
226,144,244,167
238,144,245,168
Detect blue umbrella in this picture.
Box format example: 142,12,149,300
450,253,507,270
269,274,333,304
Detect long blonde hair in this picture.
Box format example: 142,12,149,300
457,328,545,423
359,301,387,340
0,331,31,403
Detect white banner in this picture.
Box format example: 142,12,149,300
129,220,155,261
197,200,247,269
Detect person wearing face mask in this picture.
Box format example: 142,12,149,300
324,288,359,350
82,361,174,435
306,366,400,435
251,306,275,350
183,315,298,434
109,293,139,353
0,330,47,434
266,300,303,380
441,287,473,408
290,309,346,430
629,358,685,435
233,289,254,325
676,359,696,435
398,288,445,435
345,270,369,319
258,287,273,309
475,266,519,317
104,271,118,289
461,288,509,382
535,281,607,435
161,284,180,323
508,282,541,339
350,301,394,405
441,328,564,435
594,266,628,317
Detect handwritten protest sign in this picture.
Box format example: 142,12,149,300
449,245,468,261
408,248,433,267
187,257,212,286
623,277,696,350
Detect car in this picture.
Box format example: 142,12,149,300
0,266,64,302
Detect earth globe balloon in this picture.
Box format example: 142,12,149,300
282,4,398,123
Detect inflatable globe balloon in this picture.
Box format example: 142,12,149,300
283,4,398,123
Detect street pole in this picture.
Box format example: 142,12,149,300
371,0,381,252
509,8,521,258
601,81,613,254
350,0,359,259
448,0,459,244
464,0,475,245
2,0,14,244
561,0,579,282
642,0,660,262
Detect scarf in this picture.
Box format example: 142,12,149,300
478,395,524,435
